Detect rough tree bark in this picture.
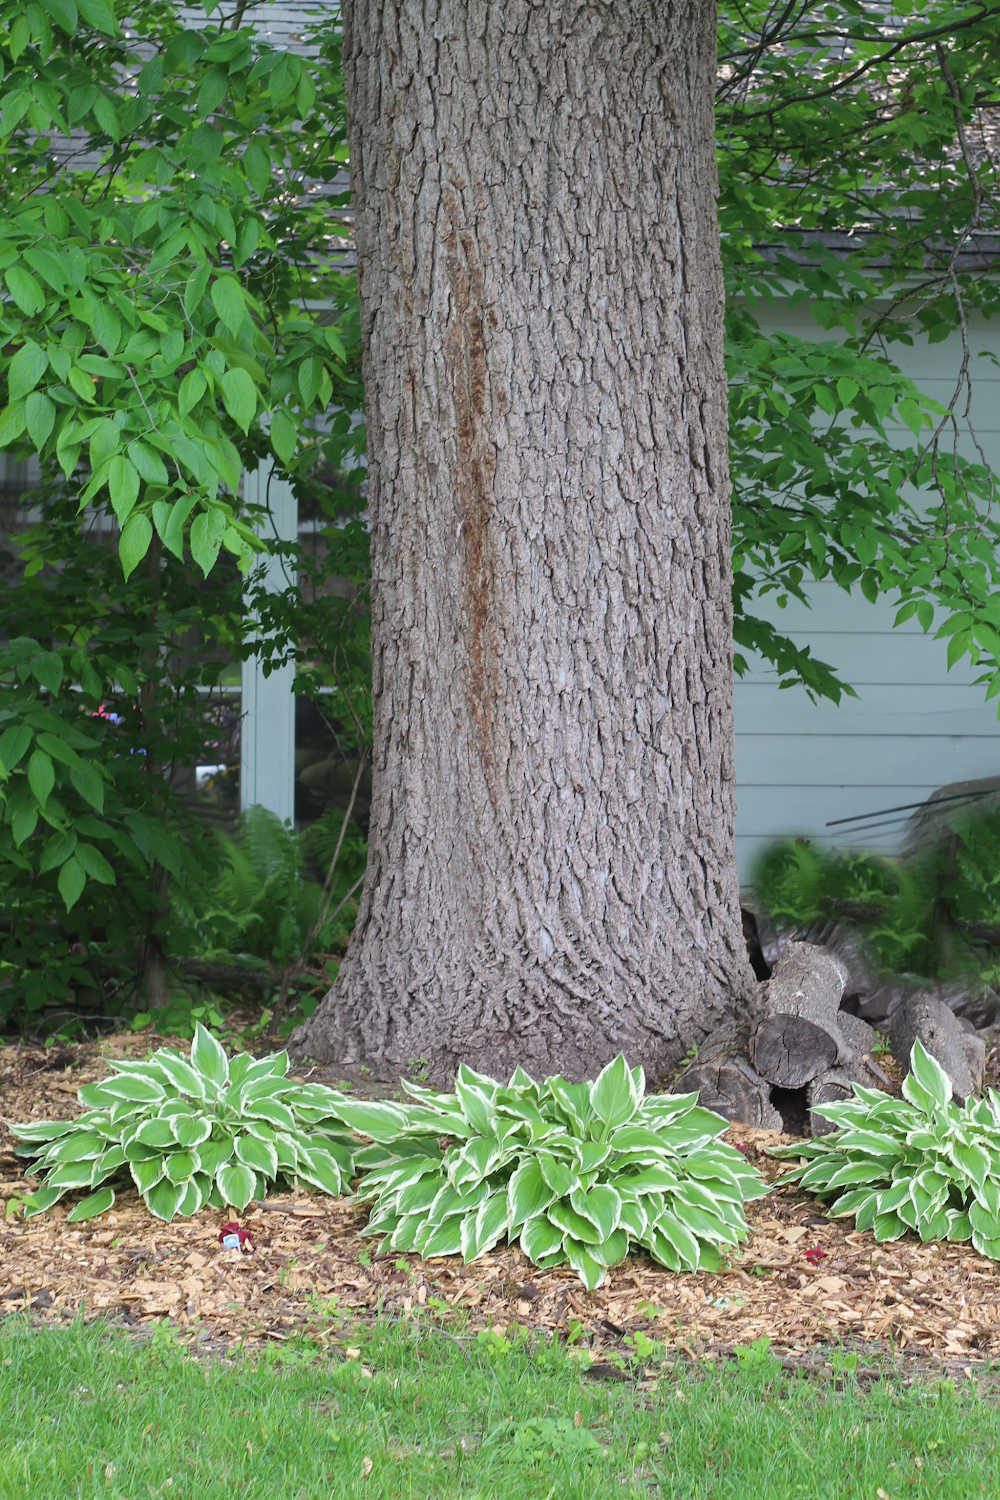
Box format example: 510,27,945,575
291,0,754,1082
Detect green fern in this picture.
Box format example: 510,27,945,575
750,840,839,926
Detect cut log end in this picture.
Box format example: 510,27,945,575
749,1014,839,1088
674,1026,782,1131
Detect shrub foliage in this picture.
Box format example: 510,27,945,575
8,1023,356,1221
329,1055,769,1289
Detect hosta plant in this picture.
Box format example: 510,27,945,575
327,1055,769,1289
770,1041,1000,1259
7,1024,356,1222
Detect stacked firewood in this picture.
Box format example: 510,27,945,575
676,938,986,1137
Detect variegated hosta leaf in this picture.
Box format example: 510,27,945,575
6,1030,360,1224
770,1040,1000,1260
337,1054,767,1288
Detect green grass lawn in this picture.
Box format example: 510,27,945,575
0,1316,995,1499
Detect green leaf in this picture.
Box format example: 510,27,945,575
25,391,56,450
174,1175,212,1218
561,1237,605,1290
45,1159,98,1190
178,367,207,417
98,1075,165,1103
198,1136,235,1177
119,512,153,580
947,1139,991,1189
535,1151,577,1197
969,1200,1000,1241
589,1053,639,1128
91,304,122,357
39,830,77,873
418,1219,464,1257
519,1212,564,1262
55,422,82,478
134,1119,176,1150
873,1210,907,1243
903,1040,952,1112
243,143,271,195
30,650,64,694
11,804,39,848
170,1114,212,1149
65,1187,115,1222
150,1049,207,1100
0,724,32,773
235,1132,278,1179
619,1164,680,1194
9,15,30,59
144,1178,187,1222
22,1186,70,1217
5,266,45,316
210,276,247,337
327,1098,411,1143
270,406,297,467
90,1145,127,1182
27,748,55,808
0,402,27,447
648,1210,700,1270
298,356,323,406
92,91,120,140
506,1158,555,1227
43,1129,106,1163
67,367,98,404
41,0,78,32
159,493,195,562
108,455,140,525
216,1161,257,1212
898,398,923,437
190,1022,229,1090
9,341,48,403
69,763,104,812
220,367,257,433
243,1097,296,1131
570,1183,622,1239
128,440,169,486
164,1150,198,1186
189,509,227,577
546,1199,603,1245
183,263,212,318
460,1192,510,1262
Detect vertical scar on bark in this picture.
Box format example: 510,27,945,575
443,193,501,779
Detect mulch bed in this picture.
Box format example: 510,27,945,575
3,1029,1000,1382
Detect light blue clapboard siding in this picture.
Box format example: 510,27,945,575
737,733,999,787
734,302,1000,884
742,630,986,686
735,683,999,737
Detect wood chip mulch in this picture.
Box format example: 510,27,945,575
3,1031,1000,1383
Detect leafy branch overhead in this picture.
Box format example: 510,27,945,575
0,0,997,691
720,0,1000,704
0,0,356,579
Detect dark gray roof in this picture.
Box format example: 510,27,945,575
753,229,1000,274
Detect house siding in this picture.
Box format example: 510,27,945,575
734,302,1000,883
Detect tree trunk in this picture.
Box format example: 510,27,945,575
291,0,754,1083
